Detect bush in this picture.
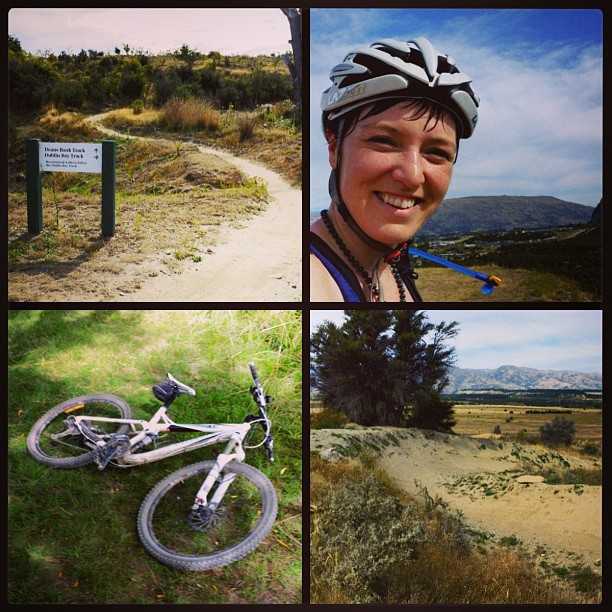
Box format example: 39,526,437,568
131,99,144,115
236,112,258,141
312,471,428,603
580,441,601,457
160,97,220,132
539,417,576,446
311,408,349,430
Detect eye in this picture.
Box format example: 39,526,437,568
425,147,454,162
367,135,397,146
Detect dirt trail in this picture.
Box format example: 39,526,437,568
87,114,301,302
311,427,602,570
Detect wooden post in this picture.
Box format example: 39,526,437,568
26,139,43,234
101,140,116,237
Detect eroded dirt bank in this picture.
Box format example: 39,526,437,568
311,427,601,570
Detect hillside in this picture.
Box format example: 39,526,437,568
420,196,594,235
445,365,602,393
311,426,602,578
310,196,594,233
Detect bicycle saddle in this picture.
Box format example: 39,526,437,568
152,373,196,404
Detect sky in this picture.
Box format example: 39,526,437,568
310,310,602,374
8,8,292,56
310,9,603,211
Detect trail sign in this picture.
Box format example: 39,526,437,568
26,139,116,237
40,142,102,173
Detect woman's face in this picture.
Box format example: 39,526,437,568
329,102,457,246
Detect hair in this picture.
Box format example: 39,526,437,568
325,97,460,161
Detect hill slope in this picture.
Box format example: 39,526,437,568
421,196,594,235
446,365,602,393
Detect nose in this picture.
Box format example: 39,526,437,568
391,149,424,188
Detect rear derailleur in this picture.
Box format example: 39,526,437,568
94,434,130,470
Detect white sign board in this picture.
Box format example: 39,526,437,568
40,142,102,174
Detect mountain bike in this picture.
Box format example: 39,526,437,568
26,363,278,571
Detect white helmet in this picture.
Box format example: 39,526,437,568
321,37,479,138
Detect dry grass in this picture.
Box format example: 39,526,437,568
236,112,258,141
416,265,596,302
310,455,597,604
453,405,602,441
99,106,301,187
160,98,220,132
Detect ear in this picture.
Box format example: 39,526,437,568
326,130,338,169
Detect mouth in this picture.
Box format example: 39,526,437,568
375,191,422,210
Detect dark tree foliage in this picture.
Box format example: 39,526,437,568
540,417,576,446
311,311,458,430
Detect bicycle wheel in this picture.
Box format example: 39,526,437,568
137,460,278,571
26,394,132,468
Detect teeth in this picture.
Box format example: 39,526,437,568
379,192,416,209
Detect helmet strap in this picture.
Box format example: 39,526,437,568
328,119,398,255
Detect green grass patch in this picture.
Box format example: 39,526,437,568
8,310,301,604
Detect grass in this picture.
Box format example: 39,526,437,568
416,265,597,302
100,100,301,187
453,405,602,442
310,407,349,429
8,310,301,604
160,98,221,132
310,455,594,603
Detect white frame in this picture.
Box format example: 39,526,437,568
72,404,258,508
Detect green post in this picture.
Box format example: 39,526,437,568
26,139,43,234
101,140,116,237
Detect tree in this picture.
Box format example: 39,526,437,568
311,310,458,430
540,417,576,446
281,8,302,111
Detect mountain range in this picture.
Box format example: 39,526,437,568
445,365,602,393
310,196,595,235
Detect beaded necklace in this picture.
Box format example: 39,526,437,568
321,209,406,302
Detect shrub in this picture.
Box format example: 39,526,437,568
540,416,576,446
236,112,258,141
311,408,349,430
131,99,144,115
160,97,220,132
312,471,428,603
580,441,601,457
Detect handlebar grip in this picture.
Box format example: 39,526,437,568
248,362,259,383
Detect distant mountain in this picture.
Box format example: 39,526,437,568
421,196,594,235
445,365,602,393
310,196,595,233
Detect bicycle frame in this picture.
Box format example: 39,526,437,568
72,404,258,508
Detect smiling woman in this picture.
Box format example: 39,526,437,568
310,37,479,303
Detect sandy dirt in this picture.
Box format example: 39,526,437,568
87,114,301,302
311,427,602,571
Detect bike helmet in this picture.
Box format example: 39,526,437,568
321,37,479,139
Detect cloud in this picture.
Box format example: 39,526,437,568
309,9,602,207
310,310,602,374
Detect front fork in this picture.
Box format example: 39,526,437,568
192,435,245,510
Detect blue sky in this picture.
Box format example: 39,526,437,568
8,8,291,56
310,310,602,374
310,9,603,211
